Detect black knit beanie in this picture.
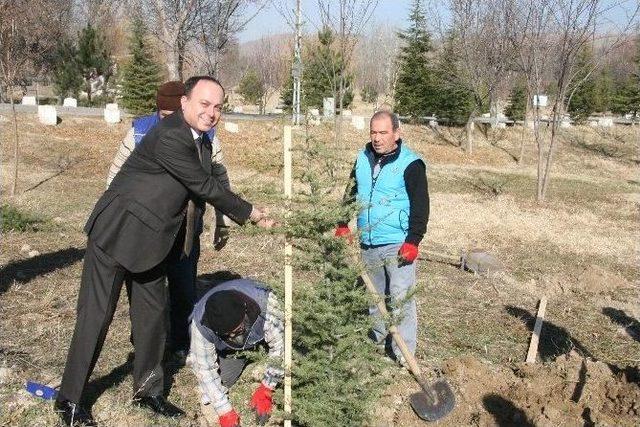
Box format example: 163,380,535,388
203,290,247,335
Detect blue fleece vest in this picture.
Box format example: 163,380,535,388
132,113,216,145
355,144,421,246
133,114,160,145
191,279,270,351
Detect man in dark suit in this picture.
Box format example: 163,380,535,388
54,76,274,426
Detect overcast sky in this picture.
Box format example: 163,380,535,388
237,0,639,43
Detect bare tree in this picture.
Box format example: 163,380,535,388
245,35,288,113
316,0,379,145
449,0,516,154
0,0,72,196
510,0,638,202
133,0,265,79
355,24,400,108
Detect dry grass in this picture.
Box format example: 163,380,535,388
1,112,638,426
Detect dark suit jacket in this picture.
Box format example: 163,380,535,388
84,110,252,273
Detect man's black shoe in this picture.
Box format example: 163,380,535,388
53,399,97,426
133,395,185,417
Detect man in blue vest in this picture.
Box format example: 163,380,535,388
189,278,284,427
335,111,429,365
106,81,231,356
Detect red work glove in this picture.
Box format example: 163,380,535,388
249,383,274,425
334,225,353,243
218,409,240,427
398,242,419,264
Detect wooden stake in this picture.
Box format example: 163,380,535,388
283,125,293,426
526,297,548,363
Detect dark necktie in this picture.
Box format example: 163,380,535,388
183,136,204,257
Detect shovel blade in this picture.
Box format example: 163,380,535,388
410,379,455,422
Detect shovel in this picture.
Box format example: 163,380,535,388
360,269,455,422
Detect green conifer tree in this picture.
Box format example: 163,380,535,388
52,39,83,100
611,39,640,117
394,0,436,118
568,47,597,122
288,130,387,426
431,33,474,123
77,23,112,104
238,69,265,106
281,28,354,112
504,81,528,121
593,66,614,113
120,18,162,115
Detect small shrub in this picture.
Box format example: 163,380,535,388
1,204,41,232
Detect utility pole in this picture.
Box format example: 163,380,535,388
291,0,302,125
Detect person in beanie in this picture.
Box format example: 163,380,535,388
106,81,232,355
335,110,429,366
189,278,284,427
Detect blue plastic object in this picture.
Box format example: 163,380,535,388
25,381,58,400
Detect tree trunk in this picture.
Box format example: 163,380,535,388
10,92,19,196
165,48,180,80
465,110,475,154
540,108,561,201
518,94,531,165
535,105,545,202
86,78,92,104
334,77,345,149
177,34,186,80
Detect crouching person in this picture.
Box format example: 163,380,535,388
190,278,284,427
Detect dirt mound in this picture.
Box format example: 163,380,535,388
577,265,630,294
375,353,639,426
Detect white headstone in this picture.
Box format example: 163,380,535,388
22,96,36,106
526,121,535,129
38,105,57,126
63,97,77,107
560,120,571,128
323,97,335,118
224,122,239,133
532,95,548,107
272,108,283,114
232,106,243,113
309,108,320,117
309,117,321,126
341,109,352,117
351,115,365,130
598,117,613,127
428,120,438,128
104,103,121,123
588,120,598,127
481,112,490,118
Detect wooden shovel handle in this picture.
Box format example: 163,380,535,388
360,269,423,378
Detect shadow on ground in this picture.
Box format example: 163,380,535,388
602,307,640,342
504,305,594,362
0,247,85,295
482,394,535,426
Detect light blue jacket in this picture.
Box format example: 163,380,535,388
355,144,421,245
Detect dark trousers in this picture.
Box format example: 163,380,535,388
219,351,248,388
58,239,167,404
166,238,199,352
124,231,200,353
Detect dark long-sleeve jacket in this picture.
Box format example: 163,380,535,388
84,110,252,273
